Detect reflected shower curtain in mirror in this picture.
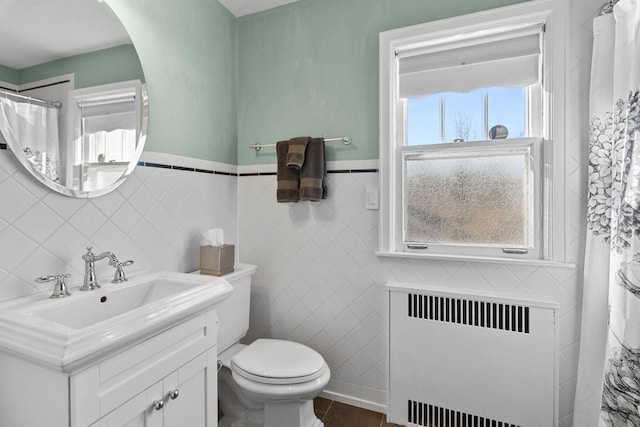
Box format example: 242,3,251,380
0,97,60,182
574,1,640,425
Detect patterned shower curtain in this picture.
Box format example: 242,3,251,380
574,1,640,426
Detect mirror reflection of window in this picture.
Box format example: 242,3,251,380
80,96,137,164
69,80,142,192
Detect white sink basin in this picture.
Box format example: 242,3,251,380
0,271,232,372
34,276,206,329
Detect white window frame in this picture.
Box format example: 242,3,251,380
378,0,568,265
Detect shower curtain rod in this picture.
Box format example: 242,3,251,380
0,89,62,109
249,136,351,151
600,0,620,15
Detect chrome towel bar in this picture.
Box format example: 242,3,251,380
249,136,351,152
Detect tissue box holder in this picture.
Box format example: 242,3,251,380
200,244,234,276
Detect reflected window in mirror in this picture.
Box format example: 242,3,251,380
70,80,143,192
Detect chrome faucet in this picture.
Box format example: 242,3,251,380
80,247,134,290
80,247,114,290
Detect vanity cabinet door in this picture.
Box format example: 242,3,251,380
163,353,207,427
93,352,210,427
75,311,218,426
92,382,163,427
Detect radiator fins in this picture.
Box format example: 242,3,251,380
407,293,530,334
407,400,521,427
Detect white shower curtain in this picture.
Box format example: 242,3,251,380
574,1,640,425
0,97,60,182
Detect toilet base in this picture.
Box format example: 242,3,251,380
220,417,323,427
219,401,324,427
263,400,323,427
218,417,262,427
219,367,324,427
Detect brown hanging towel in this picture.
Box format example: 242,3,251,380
286,136,310,170
276,140,299,202
300,138,326,201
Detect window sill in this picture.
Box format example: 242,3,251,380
375,251,576,269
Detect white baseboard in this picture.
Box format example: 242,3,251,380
319,389,387,414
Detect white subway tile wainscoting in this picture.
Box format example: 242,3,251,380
0,150,237,303
239,169,582,426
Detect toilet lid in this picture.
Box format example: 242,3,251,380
231,339,326,385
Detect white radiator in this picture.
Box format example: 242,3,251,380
387,282,559,427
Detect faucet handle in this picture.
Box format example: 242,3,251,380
112,260,134,283
36,273,72,298
82,246,95,261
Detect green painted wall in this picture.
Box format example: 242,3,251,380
0,65,18,86
237,0,530,165
107,0,238,164
19,44,144,89
33,0,532,165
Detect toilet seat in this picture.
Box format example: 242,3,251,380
232,339,327,385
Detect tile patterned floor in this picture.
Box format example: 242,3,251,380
314,397,402,427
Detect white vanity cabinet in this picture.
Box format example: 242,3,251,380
0,309,219,427
93,353,209,427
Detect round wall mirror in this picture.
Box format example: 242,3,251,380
0,0,148,198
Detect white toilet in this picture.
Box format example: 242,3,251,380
216,264,330,427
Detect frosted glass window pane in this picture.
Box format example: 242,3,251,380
403,149,531,247
487,87,527,138
407,96,440,145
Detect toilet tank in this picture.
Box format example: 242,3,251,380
215,263,257,354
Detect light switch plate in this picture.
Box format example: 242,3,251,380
365,186,379,210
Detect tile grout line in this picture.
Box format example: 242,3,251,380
324,399,334,421
379,409,387,427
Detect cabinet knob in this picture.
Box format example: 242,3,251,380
152,399,164,411
169,389,179,400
